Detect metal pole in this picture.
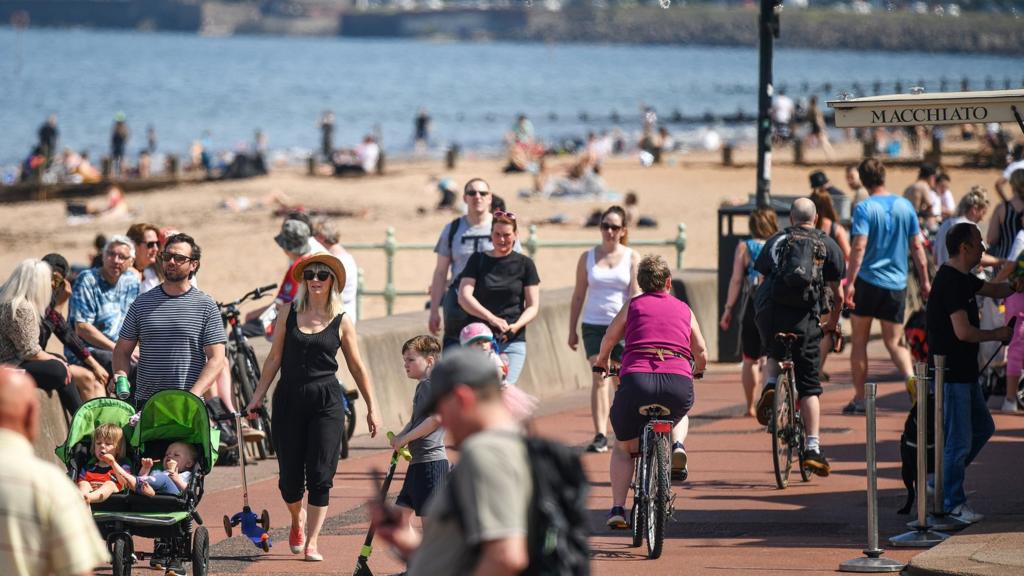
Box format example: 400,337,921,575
927,355,969,531
839,382,904,572
890,363,949,547
754,0,779,209
675,223,687,269
384,228,396,316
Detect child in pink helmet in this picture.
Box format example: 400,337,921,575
459,322,537,421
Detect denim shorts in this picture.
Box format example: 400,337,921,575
396,460,450,516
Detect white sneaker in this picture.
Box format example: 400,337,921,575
1000,399,1019,413
949,503,984,524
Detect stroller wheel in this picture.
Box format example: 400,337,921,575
260,509,271,530
110,536,133,576
223,514,233,538
192,526,210,576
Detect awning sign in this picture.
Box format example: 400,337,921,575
828,89,1024,128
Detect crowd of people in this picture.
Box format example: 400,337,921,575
3,146,1024,575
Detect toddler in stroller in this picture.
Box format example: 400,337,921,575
78,422,131,504
103,441,196,497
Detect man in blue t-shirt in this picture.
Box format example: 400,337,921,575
843,158,931,414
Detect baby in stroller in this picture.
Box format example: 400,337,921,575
102,441,197,497
78,422,130,504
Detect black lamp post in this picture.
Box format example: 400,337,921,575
755,0,782,209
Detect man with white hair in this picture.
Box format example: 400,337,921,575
68,234,140,375
753,198,846,475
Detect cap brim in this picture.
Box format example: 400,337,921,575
291,252,346,291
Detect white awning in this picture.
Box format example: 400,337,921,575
827,89,1024,128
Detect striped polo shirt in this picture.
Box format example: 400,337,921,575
119,285,226,407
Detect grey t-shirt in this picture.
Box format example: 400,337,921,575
434,216,521,288
397,378,447,465
407,429,532,576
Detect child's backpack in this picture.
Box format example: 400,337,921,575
449,435,591,575
770,226,827,310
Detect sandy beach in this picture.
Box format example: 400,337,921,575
0,140,1007,321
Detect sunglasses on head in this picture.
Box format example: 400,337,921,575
465,189,490,197
303,269,332,282
161,252,194,265
493,210,517,220
600,222,623,232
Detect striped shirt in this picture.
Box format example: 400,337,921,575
0,429,108,576
119,285,226,407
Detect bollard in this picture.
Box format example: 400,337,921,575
793,137,804,165
722,143,734,166
445,144,459,169
839,382,904,572
890,363,949,547
307,155,316,176
927,355,969,531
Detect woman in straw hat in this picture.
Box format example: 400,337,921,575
247,252,380,562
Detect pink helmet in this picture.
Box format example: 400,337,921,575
459,322,494,347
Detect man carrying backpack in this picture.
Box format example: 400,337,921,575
754,198,846,476
370,349,589,575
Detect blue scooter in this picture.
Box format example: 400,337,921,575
219,411,272,552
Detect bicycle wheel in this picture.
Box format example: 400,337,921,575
339,394,350,460
344,388,358,441
771,372,795,489
234,348,270,459
630,455,643,548
797,411,811,482
645,432,670,560
242,345,274,454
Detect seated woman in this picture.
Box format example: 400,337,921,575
593,254,707,529
103,441,196,497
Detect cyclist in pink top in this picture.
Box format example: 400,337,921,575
594,254,708,529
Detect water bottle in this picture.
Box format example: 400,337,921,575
115,375,131,400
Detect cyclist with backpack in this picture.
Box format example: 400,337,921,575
754,198,846,476
370,349,590,576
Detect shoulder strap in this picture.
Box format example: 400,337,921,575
447,216,463,254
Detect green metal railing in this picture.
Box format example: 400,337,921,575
348,223,687,318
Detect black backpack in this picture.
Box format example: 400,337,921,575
449,436,591,576
770,226,827,310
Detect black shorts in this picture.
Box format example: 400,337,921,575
755,304,823,399
740,297,762,359
396,460,450,516
851,277,906,324
610,372,693,442
582,323,624,361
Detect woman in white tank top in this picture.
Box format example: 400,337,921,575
568,206,640,453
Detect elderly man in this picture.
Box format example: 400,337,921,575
68,234,140,374
371,349,532,575
0,366,107,576
754,198,846,475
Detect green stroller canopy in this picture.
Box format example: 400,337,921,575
131,390,220,473
55,397,135,464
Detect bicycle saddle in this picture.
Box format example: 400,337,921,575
638,404,672,417
774,332,800,344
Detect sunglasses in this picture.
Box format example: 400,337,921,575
493,210,517,220
303,269,332,282
161,252,194,265
141,241,160,249
600,222,623,232
465,189,491,197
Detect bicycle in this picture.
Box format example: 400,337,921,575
769,332,812,490
218,284,278,460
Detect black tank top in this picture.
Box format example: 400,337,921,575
281,306,344,386
994,200,1023,259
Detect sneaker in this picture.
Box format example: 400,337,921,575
949,503,984,524
906,376,917,403
802,448,831,477
606,506,628,529
756,386,775,426
1001,399,1020,413
164,559,186,576
671,442,688,481
586,434,609,453
842,400,865,415
150,540,169,569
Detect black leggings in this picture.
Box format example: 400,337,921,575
21,359,81,415
272,378,344,507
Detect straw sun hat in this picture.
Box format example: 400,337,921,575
291,251,346,292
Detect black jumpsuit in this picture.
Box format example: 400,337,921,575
272,307,346,507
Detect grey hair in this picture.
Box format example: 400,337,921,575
104,234,136,259
790,197,817,225
312,217,339,246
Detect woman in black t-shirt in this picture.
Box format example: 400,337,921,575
457,210,540,385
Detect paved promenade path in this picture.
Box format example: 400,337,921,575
116,340,1024,576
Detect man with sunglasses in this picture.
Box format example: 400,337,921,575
429,178,520,349
113,233,227,409
68,235,140,377
126,222,162,293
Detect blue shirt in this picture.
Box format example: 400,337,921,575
850,194,920,290
67,268,140,363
